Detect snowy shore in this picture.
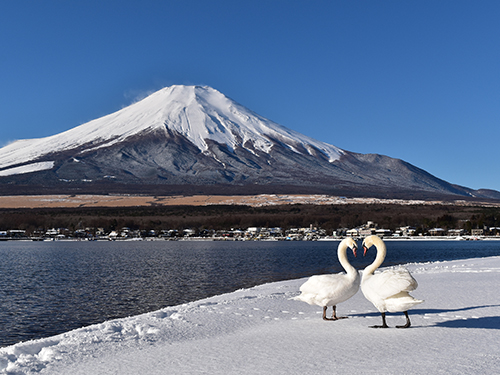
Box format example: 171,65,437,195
1,256,499,374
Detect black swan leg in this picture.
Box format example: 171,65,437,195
370,312,389,328
322,306,347,321
396,311,411,328
322,306,334,320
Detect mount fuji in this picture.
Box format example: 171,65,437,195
0,85,498,199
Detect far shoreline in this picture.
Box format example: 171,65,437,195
2,194,500,242
1,236,500,242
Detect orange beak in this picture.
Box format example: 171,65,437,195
363,246,368,256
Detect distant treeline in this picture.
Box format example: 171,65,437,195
1,203,499,235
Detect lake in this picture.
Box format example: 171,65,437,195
1,239,499,347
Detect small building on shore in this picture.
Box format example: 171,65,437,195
429,228,446,236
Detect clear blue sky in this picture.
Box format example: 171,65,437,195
1,1,499,191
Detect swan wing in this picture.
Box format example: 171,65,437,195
369,268,418,300
294,273,360,306
298,273,348,291
385,292,424,312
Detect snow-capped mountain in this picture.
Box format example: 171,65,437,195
0,86,343,170
0,85,498,199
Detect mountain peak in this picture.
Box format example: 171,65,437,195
0,85,343,171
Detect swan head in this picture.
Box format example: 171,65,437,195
362,235,382,256
341,237,358,257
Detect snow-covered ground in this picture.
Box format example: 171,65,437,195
1,256,499,374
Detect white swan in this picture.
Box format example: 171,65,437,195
293,237,360,320
361,235,423,328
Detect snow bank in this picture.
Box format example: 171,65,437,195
1,257,499,374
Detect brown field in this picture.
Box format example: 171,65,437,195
0,194,334,208
1,194,499,209
0,195,234,208
0,194,331,208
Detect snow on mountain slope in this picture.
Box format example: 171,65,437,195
0,161,55,176
0,85,343,171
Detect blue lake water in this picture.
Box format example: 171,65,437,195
1,239,499,347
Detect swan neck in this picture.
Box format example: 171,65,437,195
364,237,386,275
338,242,356,275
